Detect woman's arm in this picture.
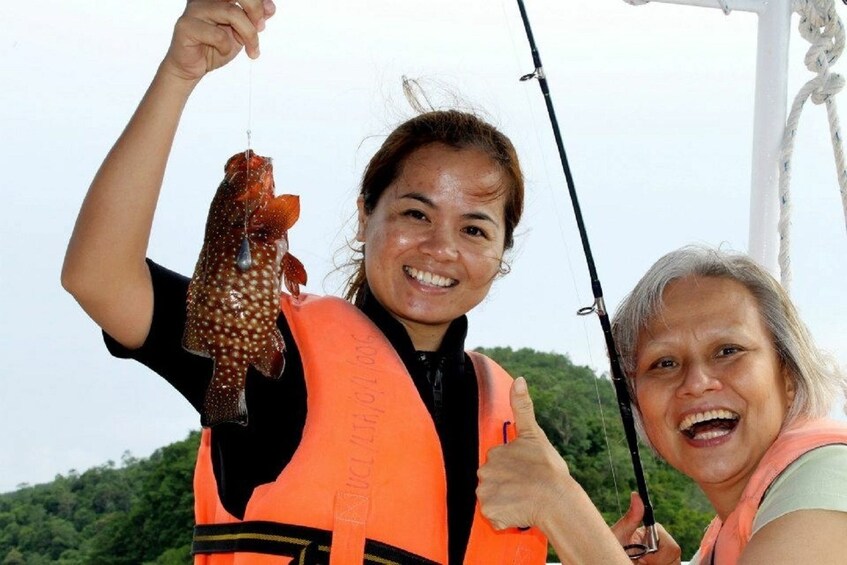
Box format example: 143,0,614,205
739,509,847,564
739,444,847,564
62,0,274,348
477,378,680,565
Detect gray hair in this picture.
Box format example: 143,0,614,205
611,245,846,436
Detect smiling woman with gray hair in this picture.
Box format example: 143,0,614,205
611,245,847,563
477,245,847,564
613,245,846,430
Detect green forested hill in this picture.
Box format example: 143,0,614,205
0,431,197,565
1,347,712,563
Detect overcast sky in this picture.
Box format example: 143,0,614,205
2,0,845,494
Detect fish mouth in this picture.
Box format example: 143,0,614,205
403,266,458,288
678,409,740,441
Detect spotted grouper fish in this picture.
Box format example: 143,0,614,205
183,150,307,427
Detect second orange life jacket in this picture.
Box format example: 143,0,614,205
697,417,847,563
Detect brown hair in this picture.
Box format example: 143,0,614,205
345,110,524,305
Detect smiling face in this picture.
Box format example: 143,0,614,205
357,143,507,350
633,276,796,517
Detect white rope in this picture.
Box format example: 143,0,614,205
779,0,846,291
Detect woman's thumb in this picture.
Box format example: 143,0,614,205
510,377,539,438
612,492,645,542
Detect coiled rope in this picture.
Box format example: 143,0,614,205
779,0,846,291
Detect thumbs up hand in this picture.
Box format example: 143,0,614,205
477,377,571,531
479,378,682,563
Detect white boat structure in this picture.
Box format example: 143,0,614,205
624,0,846,287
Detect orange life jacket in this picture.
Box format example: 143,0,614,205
192,294,548,565
697,417,847,563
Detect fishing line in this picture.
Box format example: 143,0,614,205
498,0,624,518
237,58,255,273
498,0,602,364
247,57,253,152
514,0,658,557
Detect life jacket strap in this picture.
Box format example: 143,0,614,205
192,521,441,565
330,492,368,565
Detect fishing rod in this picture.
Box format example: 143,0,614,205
514,0,659,558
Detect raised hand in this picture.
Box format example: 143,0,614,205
62,0,277,348
162,0,276,82
477,377,571,530
478,378,682,564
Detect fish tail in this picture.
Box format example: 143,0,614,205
202,361,249,427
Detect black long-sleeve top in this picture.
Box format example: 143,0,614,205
104,260,480,564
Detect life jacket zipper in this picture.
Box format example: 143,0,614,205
417,352,445,428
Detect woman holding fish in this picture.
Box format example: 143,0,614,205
63,1,683,563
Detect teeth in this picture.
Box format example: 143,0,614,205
678,409,739,433
404,266,456,288
694,429,731,441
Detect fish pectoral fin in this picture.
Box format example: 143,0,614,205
272,194,300,228
282,252,308,297
253,328,286,380
253,194,300,235
202,359,249,427
182,327,211,358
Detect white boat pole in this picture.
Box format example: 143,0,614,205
748,2,792,276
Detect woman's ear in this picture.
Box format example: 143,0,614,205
356,196,367,243
782,365,797,408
